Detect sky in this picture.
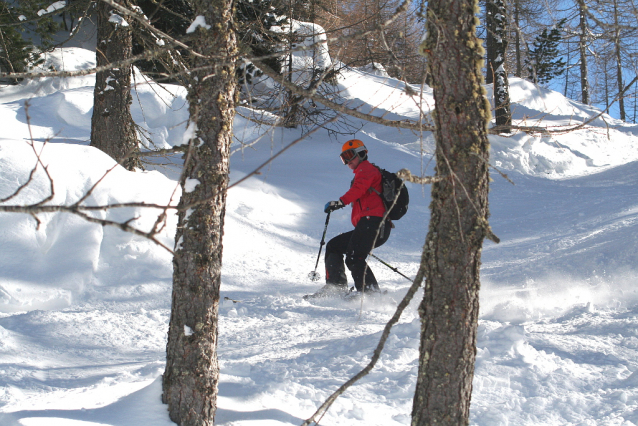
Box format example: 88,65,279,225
1,45,638,426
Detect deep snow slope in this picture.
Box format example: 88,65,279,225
2,47,638,426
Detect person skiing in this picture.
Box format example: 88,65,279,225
311,139,391,298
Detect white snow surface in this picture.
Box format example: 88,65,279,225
1,47,638,425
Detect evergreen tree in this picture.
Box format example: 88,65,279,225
0,2,33,78
236,0,288,84
132,0,194,82
0,0,88,79
132,0,287,85
526,18,567,85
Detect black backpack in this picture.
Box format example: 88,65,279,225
371,165,409,221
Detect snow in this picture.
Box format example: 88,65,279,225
277,21,332,85
37,2,67,17
2,46,638,425
186,16,211,34
108,14,129,28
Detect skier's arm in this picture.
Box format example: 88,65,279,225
340,168,375,205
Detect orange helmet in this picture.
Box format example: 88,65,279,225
340,139,367,164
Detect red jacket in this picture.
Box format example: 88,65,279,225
339,160,386,226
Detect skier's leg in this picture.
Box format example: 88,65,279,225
345,217,390,291
324,232,351,286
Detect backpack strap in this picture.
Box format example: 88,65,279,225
368,163,384,199
368,164,389,217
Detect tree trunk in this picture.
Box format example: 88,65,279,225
486,0,512,131
90,0,140,171
613,0,625,120
412,0,492,424
513,0,522,78
485,3,494,86
161,0,237,424
577,0,590,105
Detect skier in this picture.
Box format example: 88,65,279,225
311,139,391,298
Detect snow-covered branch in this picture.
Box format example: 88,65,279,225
252,58,435,132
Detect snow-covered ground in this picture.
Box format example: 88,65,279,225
2,47,638,425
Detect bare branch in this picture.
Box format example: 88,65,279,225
72,209,174,253
470,152,515,186
23,101,56,208
227,117,337,191
503,75,638,136
0,202,174,248
99,0,199,55
1,48,172,80
0,161,38,204
134,145,189,157
253,59,433,132
395,168,444,184
73,163,120,207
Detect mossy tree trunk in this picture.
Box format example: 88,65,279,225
90,0,140,171
161,0,238,424
411,0,492,424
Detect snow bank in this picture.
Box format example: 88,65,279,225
2,46,638,426
0,140,178,312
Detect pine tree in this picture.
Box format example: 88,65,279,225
133,0,194,82
0,0,88,79
0,3,32,78
526,18,567,85
236,0,288,84
132,0,287,85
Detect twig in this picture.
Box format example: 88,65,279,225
253,58,434,133
227,117,338,190
395,168,444,184
302,263,426,426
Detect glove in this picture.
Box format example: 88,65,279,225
324,199,344,213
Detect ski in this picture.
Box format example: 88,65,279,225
303,286,388,301
302,285,348,300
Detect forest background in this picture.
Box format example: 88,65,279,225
2,0,638,425
3,0,638,122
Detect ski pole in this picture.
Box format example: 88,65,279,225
369,253,413,282
308,211,331,281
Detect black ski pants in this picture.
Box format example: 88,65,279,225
324,216,391,291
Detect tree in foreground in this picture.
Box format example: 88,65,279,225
161,0,238,424
411,0,493,423
90,0,141,170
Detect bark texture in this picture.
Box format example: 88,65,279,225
486,0,512,131
90,0,140,170
162,0,237,424
412,0,491,424
577,0,590,105
612,0,625,120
